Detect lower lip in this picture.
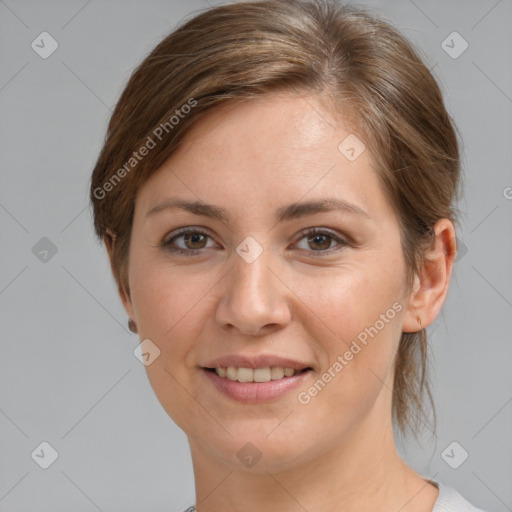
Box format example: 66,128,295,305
202,368,311,403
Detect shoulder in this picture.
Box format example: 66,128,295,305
432,481,488,512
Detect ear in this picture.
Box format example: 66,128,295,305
103,232,134,320
402,218,457,333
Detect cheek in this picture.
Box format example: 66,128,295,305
128,259,219,430
130,256,216,342
296,260,404,401
302,258,404,346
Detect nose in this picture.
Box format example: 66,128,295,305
215,246,292,337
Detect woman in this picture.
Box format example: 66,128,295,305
89,1,487,510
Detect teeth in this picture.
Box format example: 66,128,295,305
270,367,284,380
214,366,304,382
253,368,271,382
237,367,253,382
284,367,294,377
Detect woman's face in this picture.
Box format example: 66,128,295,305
123,93,416,471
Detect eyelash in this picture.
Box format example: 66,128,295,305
161,227,348,257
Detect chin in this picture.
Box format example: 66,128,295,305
220,436,311,474
189,418,321,473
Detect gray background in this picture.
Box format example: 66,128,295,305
1,0,511,511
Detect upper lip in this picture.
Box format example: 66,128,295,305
202,354,313,371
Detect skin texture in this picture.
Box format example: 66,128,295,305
107,93,456,512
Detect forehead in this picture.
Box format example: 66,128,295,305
174,93,354,163
134,93,394,224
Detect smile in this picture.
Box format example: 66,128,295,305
208,366,310,382
202,366,313,403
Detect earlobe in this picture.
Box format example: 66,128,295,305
402,219,457,333
128,318,138,333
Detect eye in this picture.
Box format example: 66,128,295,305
294,228,347,255
162,228,217,255
161,226,348,257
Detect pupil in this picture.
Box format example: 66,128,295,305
310,234,330,250
187,234,205,249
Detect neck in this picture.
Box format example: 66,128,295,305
188,407,437,512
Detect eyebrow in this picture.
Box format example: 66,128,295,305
145,197,371,223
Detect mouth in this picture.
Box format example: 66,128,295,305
203,366,312,382
201,365,314,403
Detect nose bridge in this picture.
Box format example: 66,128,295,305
233,244,272,299
216,238,290,334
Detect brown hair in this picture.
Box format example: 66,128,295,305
89,0,462,439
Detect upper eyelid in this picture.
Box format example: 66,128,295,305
164,226,212,242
